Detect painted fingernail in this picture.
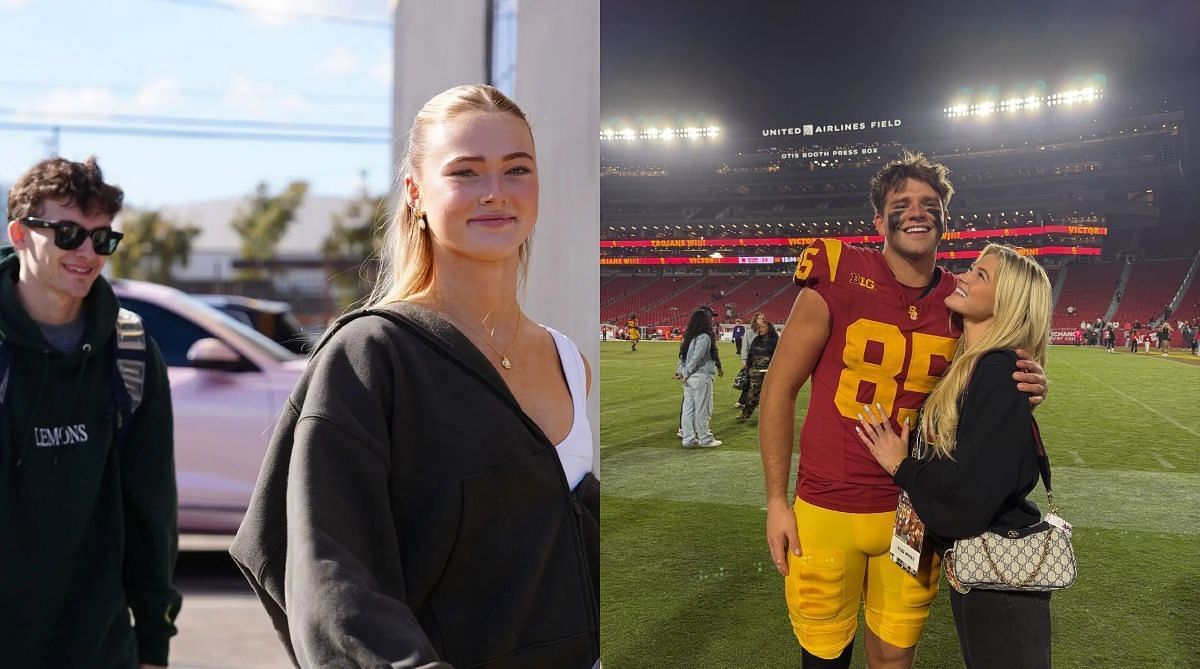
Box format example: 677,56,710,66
875,403,883,411
857,413,864,421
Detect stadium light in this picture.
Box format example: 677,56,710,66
944,82,1103,118
600,118,722,142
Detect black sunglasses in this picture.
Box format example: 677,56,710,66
20,217,124,255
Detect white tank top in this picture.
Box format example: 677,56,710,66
544,326,594,490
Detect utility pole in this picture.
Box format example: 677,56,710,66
43,126,60,158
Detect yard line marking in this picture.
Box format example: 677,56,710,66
1059,359,1200,439
1069,450,1086,466
601,448,1200,535
600,392,681,416
600,434,679,450
1152,452,1177,470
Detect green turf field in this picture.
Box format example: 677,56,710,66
600,341,1200,668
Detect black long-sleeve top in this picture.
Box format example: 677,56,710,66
230,303,599,668
893,349,1042,542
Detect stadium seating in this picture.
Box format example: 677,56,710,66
1167,260,1200,345
600,275,684,324
756,279,803,324
639,276,746,326
719,275,793,321
1052,262,1125,330
1110,258,1190,328
601,276,656,308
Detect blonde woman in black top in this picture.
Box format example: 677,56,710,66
854,244,1054,669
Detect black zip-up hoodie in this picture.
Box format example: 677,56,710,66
0,246,181,668
231,303,600,668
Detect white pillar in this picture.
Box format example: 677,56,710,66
392,1,488,161
513,2,601,471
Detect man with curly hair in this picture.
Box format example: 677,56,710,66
2,156,181,668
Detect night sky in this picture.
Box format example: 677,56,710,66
601,0,1200,139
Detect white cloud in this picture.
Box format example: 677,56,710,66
133,75,184,112
20,87,121,119
224,73,309,118
226,0,387,25
370,55,391,85
318,46,359,76
0,0,31,9
14,75,185,120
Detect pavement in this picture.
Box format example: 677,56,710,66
173,535,293,669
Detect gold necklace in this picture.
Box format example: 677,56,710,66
446,308,522,370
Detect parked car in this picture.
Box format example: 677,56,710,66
112,279,307,534
194,294,320,355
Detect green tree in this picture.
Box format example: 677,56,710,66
109,209,201,283
230,180,309,279
321,194,388,310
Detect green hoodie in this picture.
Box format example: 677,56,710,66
0,246,181,668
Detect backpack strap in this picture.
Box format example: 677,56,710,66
0,342,11,407
112,308,148,442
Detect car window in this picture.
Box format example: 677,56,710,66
220,307,255,329
175,297,298,362
119,297,219,368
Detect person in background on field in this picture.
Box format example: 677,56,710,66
1159,321,1172,356
675,308,723,448
1,156,181,669
737,316,779,421
627,313,640,351
732,318,746,356
679,305,726,434
737,312,766,409
856,244,1056,669
230,84,599,668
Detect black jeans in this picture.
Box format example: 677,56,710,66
950,588,1051,669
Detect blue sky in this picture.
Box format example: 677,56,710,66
0,0,394,208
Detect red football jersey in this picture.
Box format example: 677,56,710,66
791,239,961,513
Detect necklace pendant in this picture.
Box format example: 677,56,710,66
500,356,512,369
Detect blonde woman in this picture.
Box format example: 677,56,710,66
231,85,598,668
855,244,1054,669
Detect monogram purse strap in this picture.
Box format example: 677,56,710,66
1030,415,1059,516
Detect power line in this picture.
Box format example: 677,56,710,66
0,108,389,134
0,120,389,145
149,0,392,29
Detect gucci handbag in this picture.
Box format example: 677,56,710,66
942,417,1078,594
